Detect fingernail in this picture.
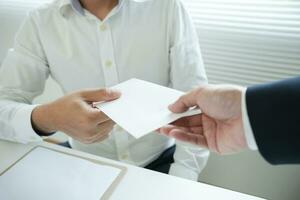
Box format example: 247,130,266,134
168,103,175,111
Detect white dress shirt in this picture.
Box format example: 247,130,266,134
242,89,258,150
0,0,209,180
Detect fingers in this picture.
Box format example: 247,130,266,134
160,124,204,137
190,126,204,134
163,128,208,148
159,125,188,134
82,120,115,144
168,88,202,113
88,109,111,124
83,132,109,144
97,120,115,130
172,114,203,127
80,88,121,102
201,114,219,153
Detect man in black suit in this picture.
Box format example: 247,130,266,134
159,77,300,164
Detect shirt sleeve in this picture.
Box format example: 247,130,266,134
169,142,209,181
167,0,209,181
0,12,49,144
242,88,258,150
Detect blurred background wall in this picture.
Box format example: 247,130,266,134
0,0,300,199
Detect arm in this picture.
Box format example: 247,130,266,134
0,13,49,143
0,12,121,144
168,0,209,180
246,77,300,164
160,76,300,165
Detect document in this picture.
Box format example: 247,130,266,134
95,78,201,138
0,147,121,200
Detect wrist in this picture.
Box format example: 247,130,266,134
31,104,57,135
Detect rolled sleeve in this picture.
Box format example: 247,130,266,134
169,141,209,181
169,162,199,181
0,12,49,144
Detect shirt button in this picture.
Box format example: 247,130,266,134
105,60,112,68
100,24,107,31
121,153,129,160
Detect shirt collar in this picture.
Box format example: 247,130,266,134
58,0,83,17
71,0,84,15
58,0,151,18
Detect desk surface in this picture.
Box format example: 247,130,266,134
0,140,264,200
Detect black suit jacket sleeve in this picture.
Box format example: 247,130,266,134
246,76,300,164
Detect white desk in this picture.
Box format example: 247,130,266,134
0,140,264,200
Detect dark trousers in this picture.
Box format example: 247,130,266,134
144,145,175,174
59,142,175,174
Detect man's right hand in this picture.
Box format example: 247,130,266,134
31,88,121,144
159,85,248,155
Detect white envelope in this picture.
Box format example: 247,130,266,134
95,78,201,138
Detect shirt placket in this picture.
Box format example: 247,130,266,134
97,21,133,164
97,22,119,87
113,125,135,165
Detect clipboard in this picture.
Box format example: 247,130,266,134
0,146,127,200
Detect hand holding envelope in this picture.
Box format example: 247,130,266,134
94,79,201,138
31,88,121,144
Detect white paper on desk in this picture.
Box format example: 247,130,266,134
96,78,201,138
0,147,121,200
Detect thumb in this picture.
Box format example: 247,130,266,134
169,87,203,113
80,88,121,102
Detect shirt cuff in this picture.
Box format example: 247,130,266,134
242,88,258,150
11,105,43,143
169,163,199,181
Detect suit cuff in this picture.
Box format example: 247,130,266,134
242,88,258,150
11,105,43,143
169,163,199,181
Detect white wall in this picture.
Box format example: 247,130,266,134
0,1,299,200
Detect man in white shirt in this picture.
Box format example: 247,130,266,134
0,0,208,180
